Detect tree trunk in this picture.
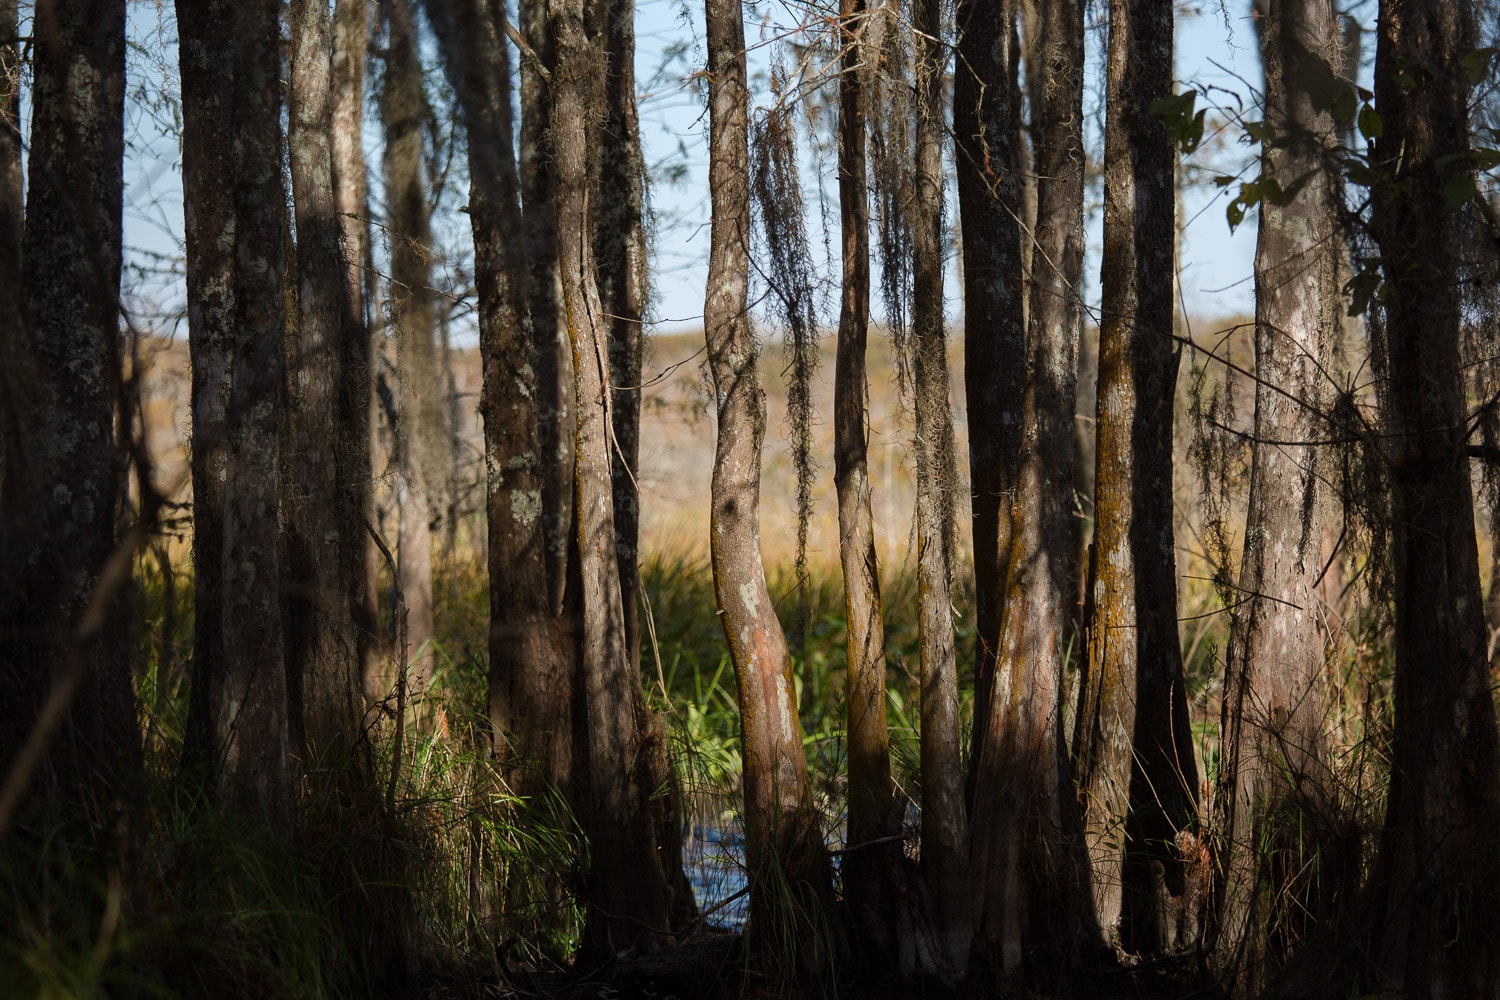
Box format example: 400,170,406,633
1272,0,1500,991
1078,0,1199,953
954,0,1025,799
520,0,575,618
178,0,293,833
968,0,1093,975
330,0,379,707
285,0,365,762
423,0,575,800
907,0,969,979
591,0,697,926
704,0,832,970
0,0,138,820
548,0,673,954
1212,0,1345,985
836,0,902,957
380,0,444,700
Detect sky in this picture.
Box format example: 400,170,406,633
85,0,1373,341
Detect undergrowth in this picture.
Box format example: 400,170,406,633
0,538,1404,998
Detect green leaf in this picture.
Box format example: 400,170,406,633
1214,174,1238,187
1444,175,1480,209
1357,105,1384,141
1473,147,1500,171
1461,46,1500,86
1226,199,1246,231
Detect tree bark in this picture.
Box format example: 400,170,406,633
178,0,293,833
968,0,1093,975
423,0,575,799
836,0,902,957
520,0,575,617
380,0,444,699
548,0,674,954
954,0,1025,798
1212,0,1345,985
1078,0,1199,953
704,0,832,970
330,0,379,709
907,0,969,979
591,0,697,926
285,0,365,762
0,0,138,819
1272,0,1500,992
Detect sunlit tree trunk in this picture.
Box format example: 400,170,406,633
330,0,379,705
704,0,832,969
955,0,1025,794
548,0,674,953
285,0,365,761
0,0,138,819
380,0,444,698
907,0,969,978
969,0,1093,975
178,0,293,833
836,0,902,956
1078,0,1199,953
1212,0,1344,985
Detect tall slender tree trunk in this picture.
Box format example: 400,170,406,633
1273,0,1500,991
704,0,831,970
1212,0,1344,985
907,0,968,978
0,0,138,819
548,0,673,954
423,0,574,798
331,0,379,705
955,0,1025,796
381,0,444,698
178,0,293,833
285,0,365,761
520,0,575,617
1077,0,1199,953
969,0,1093,975
592,0,697,925
836,0,902,956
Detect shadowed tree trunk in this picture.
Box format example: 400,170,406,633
285,0,365,762
178,0,293,833
0,0,138,820
423,0,575,802
1212,0,1345,986
1272,0,1500,991
968,0,1093,975
331,0,379,708
908,0,968,978
704,0,832,970
592,0,697,926
836,0,902,957
1077,0,1199,953
955,0,1025,798
519,0,575,617
548,0,674,954
381,0,445,700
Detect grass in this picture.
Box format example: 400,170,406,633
1,323,1423,996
